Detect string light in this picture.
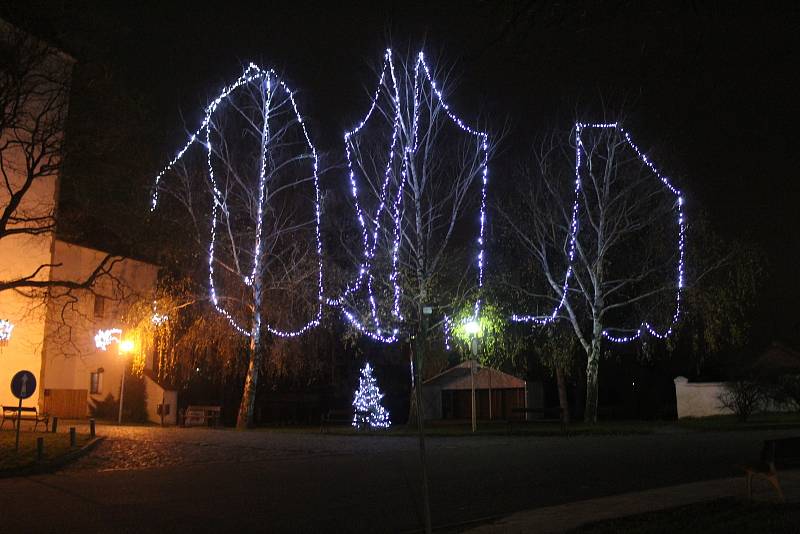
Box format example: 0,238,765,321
336,49,489,343
151,63,324,339
0,319,13,343
95,328,122,351
151,301,168,326
511,123,686,344
352,362,391,429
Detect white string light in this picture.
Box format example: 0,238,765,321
352,362,391,429
511,123,686,343
335,49,490,343
151,63,324,339
0,319,14,342
95,328,122,351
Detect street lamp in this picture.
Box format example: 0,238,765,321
117,339,134,424
464,320,480,433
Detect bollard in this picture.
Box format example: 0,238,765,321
37,437,44,461
51,416,58,434
89,418,96,438
69,427,76,447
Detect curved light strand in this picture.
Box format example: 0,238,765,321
511,122,686,343
151,64,324,338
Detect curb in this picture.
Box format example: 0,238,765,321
0,436,105,479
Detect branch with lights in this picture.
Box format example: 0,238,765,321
150,63,325,339
511,122,686,343
333,49,490,343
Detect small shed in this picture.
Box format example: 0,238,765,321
421,361,528,420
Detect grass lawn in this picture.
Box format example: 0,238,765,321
572,497,800,533
0,429,91,471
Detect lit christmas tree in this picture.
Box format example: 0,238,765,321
352,363,391,430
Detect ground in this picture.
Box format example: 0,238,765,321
0,423,795,532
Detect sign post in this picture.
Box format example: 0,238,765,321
10,370,37,452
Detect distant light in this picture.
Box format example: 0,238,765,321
464,320,481,335
118,339,135,354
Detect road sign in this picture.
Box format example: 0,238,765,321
11,370,36,400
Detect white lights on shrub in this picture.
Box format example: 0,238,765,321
94,328,123,351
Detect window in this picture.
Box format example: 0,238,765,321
90,370,103,394
93,295,105,318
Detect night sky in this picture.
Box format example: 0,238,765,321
4,1,799,341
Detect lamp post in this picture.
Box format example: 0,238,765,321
117,339,134,424
464,320,480,433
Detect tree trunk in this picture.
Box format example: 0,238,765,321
555,367,570,425
237,327,267,429
584,334,601,424
413,311,433,534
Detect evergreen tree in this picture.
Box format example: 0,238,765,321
352,363,391,429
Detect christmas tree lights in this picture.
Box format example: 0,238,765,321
352,362,391,430
511,123,686,343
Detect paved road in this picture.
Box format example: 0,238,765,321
0,425,795,533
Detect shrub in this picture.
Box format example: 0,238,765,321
718,381,764,421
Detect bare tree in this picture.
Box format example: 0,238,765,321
153,66,324,429
501,124,683,423
1,23,121,298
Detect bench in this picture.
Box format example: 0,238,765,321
320,409,352,433
507,407,565,434
182,405,221,427
1,405,49,432
741,437,800,501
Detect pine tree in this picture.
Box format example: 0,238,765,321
352,363,391,430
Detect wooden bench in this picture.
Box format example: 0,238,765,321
1,405,49,432
182,405,221,427
741,437,800,502
507,407,565,434
320,409,352,433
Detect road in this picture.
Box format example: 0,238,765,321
0,425,792,533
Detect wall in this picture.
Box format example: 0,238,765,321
144,373,178,425
40,240,158,415
673,376,733,418
0,20,73,410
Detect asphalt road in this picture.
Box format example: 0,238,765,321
0,426,794,533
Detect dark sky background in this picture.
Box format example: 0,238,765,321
4,1,799,343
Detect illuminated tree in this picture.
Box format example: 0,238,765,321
502,124,685,423
352,362,390,430
151,65,325,429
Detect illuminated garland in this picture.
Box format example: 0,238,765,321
150,64,324,339
511,122,686,343
95,328,122,351
335,49,489,343
0,319,13,342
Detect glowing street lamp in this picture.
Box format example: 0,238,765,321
117,338,134,424
464,319,480,433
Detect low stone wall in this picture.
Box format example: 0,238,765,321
673,376,733,418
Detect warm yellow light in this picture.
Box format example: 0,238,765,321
118,339,135,354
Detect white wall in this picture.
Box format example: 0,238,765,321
40,240,159,412
144,374,178,425
673,376,733,418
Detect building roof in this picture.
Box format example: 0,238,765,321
423,360,525,391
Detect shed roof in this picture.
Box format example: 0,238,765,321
423,361,525,391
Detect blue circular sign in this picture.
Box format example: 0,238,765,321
10,370,36,400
